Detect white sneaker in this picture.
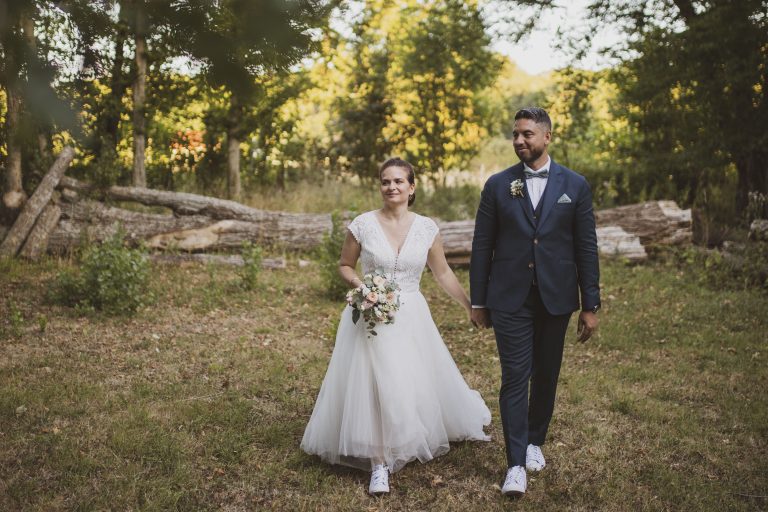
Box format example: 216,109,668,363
369,464,390,495
526,444,546,471
501,465,526,496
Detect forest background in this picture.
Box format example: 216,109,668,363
1,0,766,236
1,2,767,510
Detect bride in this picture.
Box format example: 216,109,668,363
301,158,491,495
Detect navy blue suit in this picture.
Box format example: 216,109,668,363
470,160,600,467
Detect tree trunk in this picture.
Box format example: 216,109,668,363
0,147,74,257
227,133,241,200
94,24,128,158
132,5,148,187
2,85,26,212
2,22,27,214
736,149,768,219
227,96,242,200
20,10,51,165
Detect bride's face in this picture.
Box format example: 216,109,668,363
379,166,414,207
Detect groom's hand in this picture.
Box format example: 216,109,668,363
470,307,492,329
577,311,598,343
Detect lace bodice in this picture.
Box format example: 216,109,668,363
347,211,440,293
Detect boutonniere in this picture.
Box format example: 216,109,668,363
510,179,524,198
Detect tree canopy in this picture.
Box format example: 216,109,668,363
0,0,765,228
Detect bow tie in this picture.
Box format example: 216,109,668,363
524,168,549,179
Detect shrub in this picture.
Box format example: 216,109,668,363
50,230,152,314
239,242,263,291
678,241,768,292
317,211,351,300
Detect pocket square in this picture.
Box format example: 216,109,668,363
557,193,572,204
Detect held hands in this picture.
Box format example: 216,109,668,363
577,311,598,343
470,307,492,329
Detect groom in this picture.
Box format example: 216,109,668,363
470,107,600,496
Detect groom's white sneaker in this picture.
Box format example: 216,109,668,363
369,464,390,495
526,444,546,471
501,465,526,496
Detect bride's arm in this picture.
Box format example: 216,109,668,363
427,234,471,315
339,231,363,288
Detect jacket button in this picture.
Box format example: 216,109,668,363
528,262,534,269
534,238,539,245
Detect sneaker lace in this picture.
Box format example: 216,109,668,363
506,467,524,485
528,446,543,464
371,466,388,486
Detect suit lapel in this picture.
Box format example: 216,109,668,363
506,164,535,228
536,160,565,229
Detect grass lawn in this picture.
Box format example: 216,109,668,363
0,256,766,511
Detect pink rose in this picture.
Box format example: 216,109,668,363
366,291,378,303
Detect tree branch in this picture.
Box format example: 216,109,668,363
671,0,697,23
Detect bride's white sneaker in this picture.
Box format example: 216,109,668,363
369,464,390,495
526,444,546,471
501,465,526,496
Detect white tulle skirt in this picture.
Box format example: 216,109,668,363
301,290,491,473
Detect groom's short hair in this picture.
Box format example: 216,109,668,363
514,107,552,131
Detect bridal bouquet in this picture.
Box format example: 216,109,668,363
346,269,401,337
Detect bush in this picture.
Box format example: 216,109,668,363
239,242,263,290
317,211,352,300
50,230,152,314
678,241,768,292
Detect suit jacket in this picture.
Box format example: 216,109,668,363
470,160,600,315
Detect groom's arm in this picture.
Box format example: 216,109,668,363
573,176,600,311
470,178,498,309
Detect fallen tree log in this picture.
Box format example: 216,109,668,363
58,176,328,249
19,203,62,261
48,199,215,253
149,253,287,268
594,200,692,247
50,177,691,263
0,146,74,257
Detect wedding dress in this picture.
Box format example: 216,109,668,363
301,211,491,473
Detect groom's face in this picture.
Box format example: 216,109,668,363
512,119,551,164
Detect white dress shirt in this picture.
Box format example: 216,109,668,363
524,156,551,211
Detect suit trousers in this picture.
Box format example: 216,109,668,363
490,284,572,467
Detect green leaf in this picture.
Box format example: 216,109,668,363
352,308,360,324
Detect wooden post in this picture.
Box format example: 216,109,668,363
0,146,75,257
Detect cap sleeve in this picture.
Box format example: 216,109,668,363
347,214,365,243
425,217,440,247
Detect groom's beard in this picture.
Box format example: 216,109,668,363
515,146,544,165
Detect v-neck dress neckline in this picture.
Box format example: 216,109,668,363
372,211,418,257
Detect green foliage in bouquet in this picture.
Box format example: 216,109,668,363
50,230,152,314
